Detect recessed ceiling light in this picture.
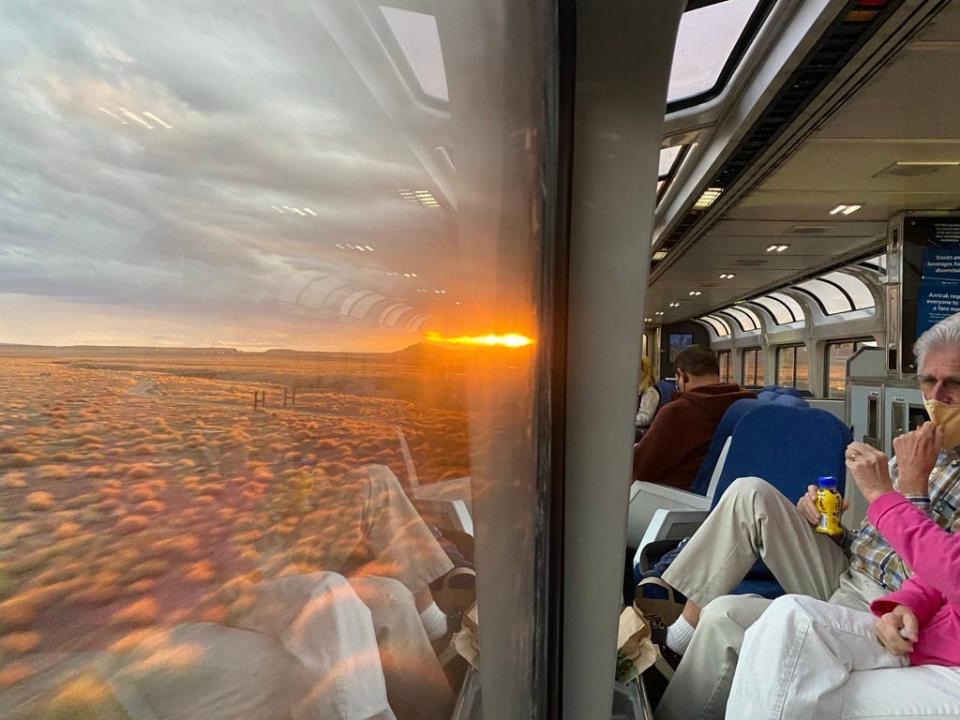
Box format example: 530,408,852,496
644,317,653,322
720,273,736,279
669,302,681,308
689,291,702,296
655,311,664,316
693,187,723,210
652,250,668,261
766,244,790,253
830,203,863,216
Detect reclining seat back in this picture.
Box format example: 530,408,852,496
688,398,759,497
655,379,676,413
713,403,852,597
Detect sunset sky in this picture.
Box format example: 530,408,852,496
0,2,462,352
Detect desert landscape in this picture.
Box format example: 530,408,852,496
0,344,471,712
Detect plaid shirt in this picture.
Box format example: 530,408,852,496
846,449,960,591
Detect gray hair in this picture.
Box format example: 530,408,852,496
914,311,960,368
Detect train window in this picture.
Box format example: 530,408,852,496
776,344,809,391
751,292,803,325
659,145,683,176
667,0,772,110
742,346,764,387
825,339,879,397
381,6,449,103
794,271,874,315
795,278,852,315
718,350,732,382
721,305,761,332
821,271,874,310
0,2,551,717
657,144,687,202
701,314,731,337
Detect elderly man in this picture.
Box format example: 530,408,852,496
654,312,960,720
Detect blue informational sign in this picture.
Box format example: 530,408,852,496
915,220,960,335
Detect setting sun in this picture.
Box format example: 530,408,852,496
424,331,535,348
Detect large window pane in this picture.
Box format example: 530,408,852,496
381,6,450,102
777,346,796,387
827,342,856,398
723,307,758,332
718,350,731,382
0,2,551,717
796,279,853,315
769,292,804,323
752,296,793,325
668,0,761,104
658,145,682,177
795,344,809,391
822,271,875,310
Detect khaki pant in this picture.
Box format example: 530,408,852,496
100,573,452,720
656,477,887,720
306,464,455,595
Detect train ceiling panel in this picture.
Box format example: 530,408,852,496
648,0,960,325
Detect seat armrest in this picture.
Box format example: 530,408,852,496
412,498,474,536
626,482,711,548
633,508,709,574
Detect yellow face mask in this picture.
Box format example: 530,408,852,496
923,398,960,449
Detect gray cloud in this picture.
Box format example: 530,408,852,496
0,0,459,350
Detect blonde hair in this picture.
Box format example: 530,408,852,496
639,356,655,393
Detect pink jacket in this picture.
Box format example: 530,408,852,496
868,492,960,666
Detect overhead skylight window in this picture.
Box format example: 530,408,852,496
700,314,731,337
659,146,682,177
721,306,760,332
381,6,449,102
822,271,874,310
769,292,804,322
795,279,851,315
750,296,794,325
668,0,765,108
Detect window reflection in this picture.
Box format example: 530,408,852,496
0,1,549,717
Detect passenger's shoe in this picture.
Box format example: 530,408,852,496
650,621,683,672
433,567,476,615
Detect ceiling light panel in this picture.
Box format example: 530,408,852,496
693,187,723,210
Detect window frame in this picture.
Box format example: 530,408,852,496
823,337,878,398
666,0,777,113
656,144,690,204
718,349,731,382
741,346,764,387
775,343,809,391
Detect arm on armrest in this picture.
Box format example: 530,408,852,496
633,508,709,574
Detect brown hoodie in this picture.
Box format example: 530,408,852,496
632,383,755,490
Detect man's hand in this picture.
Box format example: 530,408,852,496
846,442,894,504
891,422,941,496
797,485,849,526
875,605,918,656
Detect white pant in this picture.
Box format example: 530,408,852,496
726,595,960,720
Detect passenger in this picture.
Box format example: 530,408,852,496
308,463,458,643
632,345,753,490
74,572,451,720
725,444,960,717
654,312,960,720
635,356,660,441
